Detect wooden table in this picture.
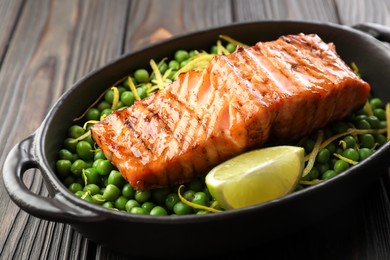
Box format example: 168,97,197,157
1,0,390,259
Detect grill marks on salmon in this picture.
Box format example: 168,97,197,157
91,33,371,190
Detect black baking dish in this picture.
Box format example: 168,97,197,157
3,21,390,258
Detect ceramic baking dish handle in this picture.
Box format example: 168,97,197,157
353,23,390,43
2,135,100,223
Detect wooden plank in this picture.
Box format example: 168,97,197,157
124,0,233,52
335,0,390,26
0,0,24,65
0,0,129,259
233,0,339,22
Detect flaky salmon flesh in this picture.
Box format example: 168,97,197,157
91,33,371,190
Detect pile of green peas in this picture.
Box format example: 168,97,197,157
55,43,236,216
296,95,388,189
55,39,388,215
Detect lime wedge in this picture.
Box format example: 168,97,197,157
205,146,304,210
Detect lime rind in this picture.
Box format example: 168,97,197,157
205,146,304,210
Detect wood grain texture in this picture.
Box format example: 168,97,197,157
0,0,128,259
335,0,390,26
233,0,339,22
124,0,233,52
0,0,24,65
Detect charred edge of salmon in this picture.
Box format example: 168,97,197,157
91,33,371,190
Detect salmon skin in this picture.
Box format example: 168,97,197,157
91,33,371,190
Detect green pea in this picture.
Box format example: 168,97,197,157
104,89,115,104
210,45,218,54
151,187,170,204
121,91,135,106
192,192,209,208
91,194,105,205
366,115,380,129
76,140,93,160
96,159,114,176
359,134,375,149
64,138,77,153
325,143,336,154
134,69,149,83
168,60,180,70
130,207,148,214
100,108,113,117
115,196,128,210
125,199,140,212
83,184,100,195
97,101,111,111
102,201,114,209
74,190,85,198
373,108,386,120
56,160,71,177
359,148,373,161
180,60,190,68
94,150,106,160
150,206,168,216
183,190,195,201
173,201,193,215
108,170,126,188
342,135,357,149
137,87,147,99
226,43,237,53
165,193,180,211
316,163,330,174
316,148,330,164
68,182,83,193
370,98,384,109
141,202,156,213
102,184,121,201
301,167,319,181
135,190,151,203
342,148,359,161
159,62,168,74
322,170,337,180
58,149,74,161
375,134,387,146
379,121,387,129
70,159,87,176
86,108,100,121
81,193,94,203
356,119,371,129
333,160,349,174
174,50,189,63
68,125,85,139
122,183,135,199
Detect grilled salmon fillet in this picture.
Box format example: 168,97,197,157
91,33,371,190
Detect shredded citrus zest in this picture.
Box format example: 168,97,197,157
351,62,361,78
387,103,390,140
83,120,99,129
339,140,347,150
217,40,230,55
69,130,91,143
303,130,323,177
299,179,323,185
219,34,249,48
178,185,222,213
150,59,165,91
109,87,119,110
73,90,107,121
173,53,215,79
333,153,359,165
364,101,374,116
128,77,140,101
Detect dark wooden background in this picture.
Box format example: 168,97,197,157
1,0,390,259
